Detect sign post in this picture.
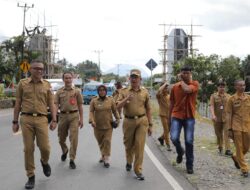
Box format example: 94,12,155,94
20,60,30,77
145,59,158,96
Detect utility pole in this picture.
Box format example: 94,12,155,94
17,2,34,61
159,23,168,82
94,50,103,80
117,64,122,79
17,2,34,78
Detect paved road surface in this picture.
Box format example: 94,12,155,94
0,107,194,190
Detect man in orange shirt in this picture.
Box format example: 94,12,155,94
169,65,199,174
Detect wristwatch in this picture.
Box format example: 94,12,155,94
12,120,18,124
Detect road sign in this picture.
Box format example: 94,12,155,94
20,60,30,73
145,59,157,71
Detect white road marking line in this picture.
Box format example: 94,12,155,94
145,145,183,190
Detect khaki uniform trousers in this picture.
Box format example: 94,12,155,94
213,122,230,150
20,115,50,177
160,116,170,145
94,128,113,156
58,112,79,160
232,130,250,173
123,116,148,175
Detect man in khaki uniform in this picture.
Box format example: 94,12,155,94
227,79,250,177
210,80,232,155
89,85,120,168
12,60,57,189
117,69,152,180
156,81,171,151
54,72,83,169
112,81,123,118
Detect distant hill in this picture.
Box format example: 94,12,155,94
103,64,150,78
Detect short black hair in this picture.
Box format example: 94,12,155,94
180,65,192,71
234,79,244,86
62,71,73,79
30,59,43,65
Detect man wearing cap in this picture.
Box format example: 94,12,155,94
12,59,57,189
117,69,152,180
226,79,250,177
156,81,171,151
210,80,232,156
169,65,199,174
54,71,83,169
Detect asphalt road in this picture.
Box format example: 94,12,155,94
0,107,195,190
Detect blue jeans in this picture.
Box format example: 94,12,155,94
170,117,195,169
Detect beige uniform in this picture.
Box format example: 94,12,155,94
55,86,83,161
156,90,170,145
112,89,122,118
16,78,53,177
89,96,119,157
210,92,231,150
117,86,150,175
227,93,250,172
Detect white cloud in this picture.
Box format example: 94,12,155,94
1,0,250,76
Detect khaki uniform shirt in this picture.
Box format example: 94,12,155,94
55,86,83,111
117,86,150,117
112,89,121,102
16,78,53,115
210,92,231,122
226,93,250,132
156,90,170,117
89,96,119,129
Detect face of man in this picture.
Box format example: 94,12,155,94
30,62,44,80
63,73,73,87
235,81,246,93
180,71,192,82
129,75,141,88
217,84,226,93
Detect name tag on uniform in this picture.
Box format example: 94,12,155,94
220,105,224,110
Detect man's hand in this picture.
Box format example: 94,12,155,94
79,120,84,129
148,127,152,136
12,123,19,133
91,122,96,128
212,115,217,122
49,121,57,131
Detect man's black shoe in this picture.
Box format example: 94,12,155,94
126,163,132,171
25,175,35,189
176,150,184,164
225,150,233,156
40,160,51,177
136,173,145,180
61,150,68,161
158,137,164,146
104,162,110,168
231,156,240,169
187,168,194,174
241,172,248,178
69,160,76,169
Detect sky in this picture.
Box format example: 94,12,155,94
1,0,250,76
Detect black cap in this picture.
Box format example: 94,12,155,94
180,65,192,71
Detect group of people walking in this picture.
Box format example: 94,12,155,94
11,60,152,189
11,59,250,189
156,66,250,178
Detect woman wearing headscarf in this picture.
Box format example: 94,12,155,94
89,85,120,168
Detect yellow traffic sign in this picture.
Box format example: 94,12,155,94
20,60,30,73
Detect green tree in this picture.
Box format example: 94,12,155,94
218,55,242,94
